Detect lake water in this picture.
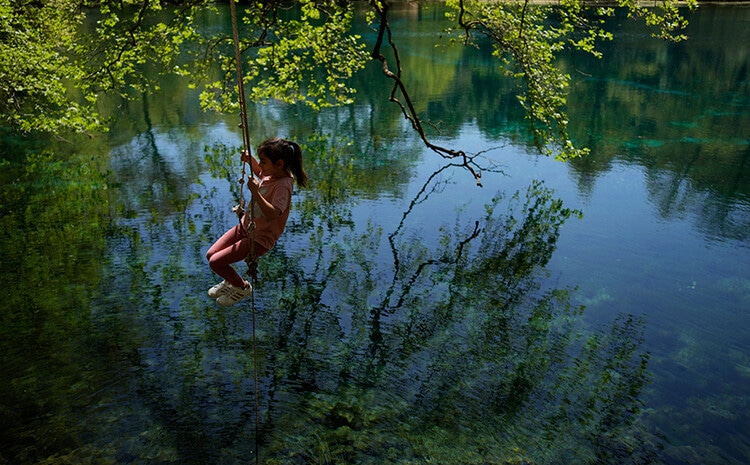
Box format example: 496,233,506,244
1,3,749,464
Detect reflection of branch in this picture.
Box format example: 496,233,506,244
382,163,483,313
383,163,453,309
369,1,483,186
384,150,505,308
387,163,455,265
392,220,481,311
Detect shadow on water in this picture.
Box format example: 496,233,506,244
1,131,655,464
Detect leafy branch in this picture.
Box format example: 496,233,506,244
196,0,370,113
445,0,695,160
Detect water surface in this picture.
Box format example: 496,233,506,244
1,4,749,464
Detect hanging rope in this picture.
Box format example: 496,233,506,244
228,1,261,463
228,0,258,281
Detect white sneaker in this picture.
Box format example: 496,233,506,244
216,283,253,307
207,280,230,299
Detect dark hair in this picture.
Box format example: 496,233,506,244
257,137,309,188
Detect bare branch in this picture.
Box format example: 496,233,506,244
369,0,484,187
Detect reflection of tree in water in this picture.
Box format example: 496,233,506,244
641,143,750,243
256,174,654,464
0,147,114,465
96,137,657,464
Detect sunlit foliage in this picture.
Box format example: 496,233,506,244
0,0,95,132
1,0,695,160
442,0,696,160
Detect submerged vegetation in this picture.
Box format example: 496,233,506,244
0,147,113,463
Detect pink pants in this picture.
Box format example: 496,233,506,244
206,224,269,288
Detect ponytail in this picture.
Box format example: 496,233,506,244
286,141,309,188
257,137,309,188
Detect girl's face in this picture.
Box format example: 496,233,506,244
258,153,285,177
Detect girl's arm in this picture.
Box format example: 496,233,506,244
241,150,262,177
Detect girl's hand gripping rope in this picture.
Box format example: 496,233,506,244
240,149,252,165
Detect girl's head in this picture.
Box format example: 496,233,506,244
257,137,309,188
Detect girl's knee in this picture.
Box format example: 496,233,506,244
206,245,220,261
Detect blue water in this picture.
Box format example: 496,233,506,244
2,4,750,464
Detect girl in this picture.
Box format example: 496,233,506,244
206,137,308,306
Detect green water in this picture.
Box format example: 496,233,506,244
1,4,749,464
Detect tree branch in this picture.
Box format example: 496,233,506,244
369,0,483,187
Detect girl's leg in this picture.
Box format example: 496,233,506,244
207,226,270,260
206,225,249,288
206,224,245,260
